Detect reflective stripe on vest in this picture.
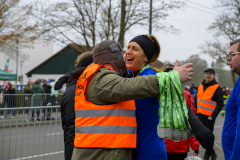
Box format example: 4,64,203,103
197,99,217,105
74,63,137,149
197,84,219,116
76,126,137,134
75,109,136,117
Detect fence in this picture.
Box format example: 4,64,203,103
0,93,63,108
0,106,64,160
0,93,63,120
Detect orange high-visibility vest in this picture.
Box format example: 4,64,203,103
74,63,137,148
197,84,219,116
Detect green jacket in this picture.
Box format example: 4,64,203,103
86,68,159,104
24,84,32,94
30,84,45,109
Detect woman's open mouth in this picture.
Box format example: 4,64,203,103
126,58,134,63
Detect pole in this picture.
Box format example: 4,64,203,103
149,0,152,35
16,39,19,85
21,61,23,76
20,61,23,85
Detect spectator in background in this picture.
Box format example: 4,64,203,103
184,86,190,93
226,87,230,94
1,82,16,119
163,64,200,160
58,51,93,160
24,79,33,93
24,79,34,107
49,80,58,106
30,79,45,120
42,80,52,118
221,87,230,117
189,84,197,99
195,68,223,160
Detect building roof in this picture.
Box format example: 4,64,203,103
151,60,164,68
26,44,93,75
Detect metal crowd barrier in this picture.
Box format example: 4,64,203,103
0,106,64,160
0,94,32,108
0,93,63,121
0,93,63,108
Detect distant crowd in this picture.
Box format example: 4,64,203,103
0,79,58,120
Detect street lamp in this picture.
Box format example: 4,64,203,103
16,39,19,85
149,0,152,35
20,60,23,76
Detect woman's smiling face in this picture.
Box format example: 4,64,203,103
125,42,148,71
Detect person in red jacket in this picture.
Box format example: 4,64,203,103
163,64,200,160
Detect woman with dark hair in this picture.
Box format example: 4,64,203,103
1,82,16,118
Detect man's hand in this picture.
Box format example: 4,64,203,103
208,116,213,120
193,150,198,156
54,68,86,90
173,60,193,83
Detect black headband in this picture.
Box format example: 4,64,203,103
78,55,93,68
130,35,155,61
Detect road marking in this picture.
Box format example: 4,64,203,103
214,125,223,128
10,151,64,160
46,132,63,136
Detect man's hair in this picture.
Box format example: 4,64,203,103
35,79,41,84
230,39,240,52
75,51,92,68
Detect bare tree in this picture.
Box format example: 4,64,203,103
180,54,208,87
0,0,37,61
118,0,184,47
200,0,240,85
32,0,185,50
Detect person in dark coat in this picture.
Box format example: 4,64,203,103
59,51,93,160
1,82,17,118
42,80,52,117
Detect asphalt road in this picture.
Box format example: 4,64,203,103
0,121,64,160
197,115,225,160
0,114,226,160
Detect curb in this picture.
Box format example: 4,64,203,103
0,120,61,129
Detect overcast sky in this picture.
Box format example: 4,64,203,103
124,0,226,68
41,0,229,69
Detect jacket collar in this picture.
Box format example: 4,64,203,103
202,78,218,87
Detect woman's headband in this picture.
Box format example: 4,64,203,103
129,35,155,61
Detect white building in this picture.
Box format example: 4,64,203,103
0,40,54,85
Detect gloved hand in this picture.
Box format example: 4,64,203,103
197,132,214,153
187,105,214,153
54,67,86,90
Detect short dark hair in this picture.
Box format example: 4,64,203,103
230,39,240,52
